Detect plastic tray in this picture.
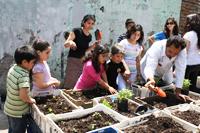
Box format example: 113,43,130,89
31,89,81,133
45,104,127,133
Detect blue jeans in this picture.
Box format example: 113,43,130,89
7,114,42,133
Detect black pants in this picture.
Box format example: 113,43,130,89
185,64,200,93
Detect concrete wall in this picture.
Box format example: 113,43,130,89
0,0,182,80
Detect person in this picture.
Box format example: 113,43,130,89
117,18,135,43
183,13,200,93
117,24,144,90
31,39,60,97
141,36,189,101
73,45,117,94
4,46,38,133
106,45,130,90
63,14,98,89
148,17,179,45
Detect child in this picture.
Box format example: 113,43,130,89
31,39,60,97
64,14,98,89
106,45,130,90
117,18,135,42
118,24,144,90
73,45,117,94
4,46,37,133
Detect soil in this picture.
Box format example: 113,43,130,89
173,110,200,126
123,115,191,133
188,93,200,100
141,92,189,110
100,97,139,117
56,111,118,133
36,95,74,114
63,88,110,102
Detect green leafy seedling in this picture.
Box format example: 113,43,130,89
101,99,112,109
182,79,191,90
117,89,133,101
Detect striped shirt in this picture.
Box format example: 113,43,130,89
4,64,31,118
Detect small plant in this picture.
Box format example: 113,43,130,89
92,112,102,120
182,79,191,90
117,89,133,101
101,99,112,109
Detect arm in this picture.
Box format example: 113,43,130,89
148,35,155,45
101,71,108,83
98,79,117,94
19,88,35,104
64,32,77,49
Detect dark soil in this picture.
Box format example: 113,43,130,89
141,92,189,110
123,115,191,133
36,95,74,114
63,88,110,102
188,93,200,100
100,97,138,117
173,110,200,126
56,111,118,133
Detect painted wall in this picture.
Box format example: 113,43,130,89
0,0,182,80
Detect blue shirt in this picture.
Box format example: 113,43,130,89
153,31,167,41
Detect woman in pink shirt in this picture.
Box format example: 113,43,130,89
74,45,117,94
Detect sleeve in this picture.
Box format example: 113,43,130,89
153,32,165,40
120,62,126,73
174,48,187,88
85,63,101,82
143,43,161,81
32,64,44,74
183,32,192,42
18,75,30,89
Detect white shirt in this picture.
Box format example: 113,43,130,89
183,31,200,65
119,39,142,73
140,40,187,88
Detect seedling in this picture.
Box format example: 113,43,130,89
101,99,112,109
117,89,133,101
182,79,191,90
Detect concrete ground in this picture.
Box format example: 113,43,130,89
0,102,8,133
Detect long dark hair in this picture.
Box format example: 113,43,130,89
185,14,200,49
164,17,179,38
135,24,144,45
81,14,96,27
84,45,109,73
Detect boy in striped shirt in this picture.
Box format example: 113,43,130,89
4,45,37,133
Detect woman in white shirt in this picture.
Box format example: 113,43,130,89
183,13,200,93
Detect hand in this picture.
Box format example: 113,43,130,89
30,98,36,104
108,87,118,94
123,71,131,81
69,41,77,50
145,78,155,88
176,93,191,102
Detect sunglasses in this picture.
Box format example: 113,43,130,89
167,22,174,25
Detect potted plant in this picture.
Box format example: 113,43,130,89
181,79,191,95
117,89,133,112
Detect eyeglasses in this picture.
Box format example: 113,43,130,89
167,22,174,25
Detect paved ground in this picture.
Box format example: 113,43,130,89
0,102,8,133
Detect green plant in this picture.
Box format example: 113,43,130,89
117,89,133,101
101,99,112,109
182,79,191,90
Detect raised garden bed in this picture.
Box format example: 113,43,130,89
141,92,189,110
36,95,74,115
45,104,125,133
56,111,118,133
63,88,110,108
31,89,79,132
188,91,200,101
122,115,191,133
173,110,200,126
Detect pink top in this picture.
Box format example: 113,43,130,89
74,60,105,91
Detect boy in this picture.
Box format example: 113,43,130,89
4,45,38,133
106,45,130,90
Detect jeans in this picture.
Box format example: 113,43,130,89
7,113,42,133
